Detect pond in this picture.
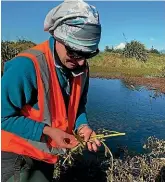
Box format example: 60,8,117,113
87,78,165,154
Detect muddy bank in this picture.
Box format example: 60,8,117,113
122,77,165,94
90,72,165,94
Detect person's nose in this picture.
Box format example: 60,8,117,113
77,59,85,66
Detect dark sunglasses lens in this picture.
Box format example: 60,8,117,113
66,46,99,59
66,48,82,59
68,51,83,59
84,49,99,59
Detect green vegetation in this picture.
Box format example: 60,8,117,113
1,39,36,62
53,136,165,182
1,39,165,78
149,46,160,54
89,40,165,78
1,39,36,75
123,41,148,62
60,129,125,167
89,51,165,77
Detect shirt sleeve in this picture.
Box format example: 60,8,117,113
1,57,45,141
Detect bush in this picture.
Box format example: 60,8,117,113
1,40,19,62
123,41,148,62
105,46,114,53
1,39,36,76
113,49,123,54
149,48,160,54
1,39,36,63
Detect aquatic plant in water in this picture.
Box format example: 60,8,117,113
53,134,165,182
54,129,125,181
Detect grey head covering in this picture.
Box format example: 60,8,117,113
44,0,101,53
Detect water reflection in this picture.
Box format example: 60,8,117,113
87,78,165,153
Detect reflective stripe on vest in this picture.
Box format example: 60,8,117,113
1,40,88,163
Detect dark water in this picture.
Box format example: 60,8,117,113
87,78,165,153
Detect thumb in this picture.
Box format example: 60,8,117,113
63,134,79,146
64,133,77,141
63,138,79,149
83,133,91,142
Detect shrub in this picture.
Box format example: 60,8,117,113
123,41,148,62
1,39,36,75
149,48,160,54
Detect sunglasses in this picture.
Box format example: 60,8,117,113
65,46,99,60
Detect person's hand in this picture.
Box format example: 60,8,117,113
43,126,79,149
78,125,101,152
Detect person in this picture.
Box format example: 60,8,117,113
1,0,102,181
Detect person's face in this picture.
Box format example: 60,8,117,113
55,41,86,69
55,40,99,70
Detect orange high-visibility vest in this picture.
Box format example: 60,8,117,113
1,40,88,164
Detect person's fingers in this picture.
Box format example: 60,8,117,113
70,139,79,146
87,141,92,151
65,133,78,143
62,140,79,148
78,127,93,142
62,134,79,148
91,142,98,152
94,138,101,147
65,132,76,139
64,143,78,148
90,131,96,139
63,138,78,145
79,132,91,142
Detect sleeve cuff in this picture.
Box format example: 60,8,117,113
31,122,46,142
74,113,88,131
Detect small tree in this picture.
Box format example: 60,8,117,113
105,46,114,53
123,40,148,62
150,46,160,54
113,49,123,54
105,46,110,52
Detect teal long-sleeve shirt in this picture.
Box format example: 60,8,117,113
1,38,89,142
